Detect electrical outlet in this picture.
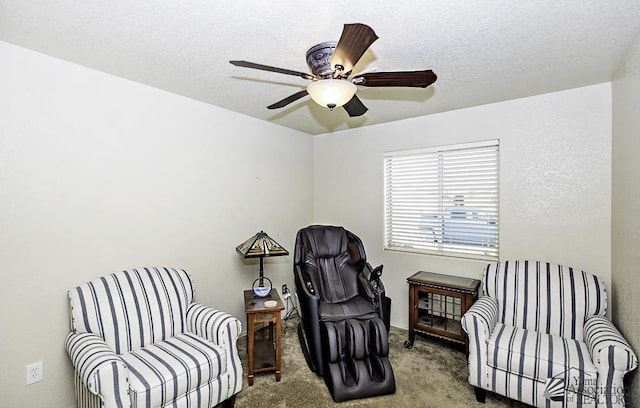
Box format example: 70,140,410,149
26,361,43,385
282,284,289,294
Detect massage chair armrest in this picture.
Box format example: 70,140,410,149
294,264,319,300
65,332,129,408
294,263,324,373
294,265,320,323
358,263,385,299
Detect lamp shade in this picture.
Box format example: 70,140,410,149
235,231,289,259
306,79,357,110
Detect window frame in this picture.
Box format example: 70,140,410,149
383,140,500,261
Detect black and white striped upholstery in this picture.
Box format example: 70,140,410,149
462,261,637,408
66,267,242,408
483,261,606,340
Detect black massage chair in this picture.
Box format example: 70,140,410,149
293,225,395,402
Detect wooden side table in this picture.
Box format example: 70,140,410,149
243,289,284,386
404,271,481,352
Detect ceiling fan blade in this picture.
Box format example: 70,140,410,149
267,90,309,109
330,24,379,76
352,70,437,88
230,60,315,80
342,94,368,117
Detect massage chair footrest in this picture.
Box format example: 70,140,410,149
321,318,396,402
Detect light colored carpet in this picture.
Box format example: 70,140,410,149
234,316,527,408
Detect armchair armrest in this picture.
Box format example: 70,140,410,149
65,332,129,408
186,303,243,395
186,303,241,345
584,314,638,373
461,296,499,388
584,315,638,407
461,295,499,338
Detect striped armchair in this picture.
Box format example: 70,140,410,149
66,267,242,408
461,261,637,407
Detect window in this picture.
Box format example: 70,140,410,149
384,140,499,260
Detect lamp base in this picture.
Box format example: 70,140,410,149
252,276,273,298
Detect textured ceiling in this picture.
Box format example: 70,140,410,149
2,1,640,135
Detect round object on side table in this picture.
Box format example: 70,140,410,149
264,300,277,308
252,276,272,297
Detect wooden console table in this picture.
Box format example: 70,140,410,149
243,289,284,385
404,271,480,352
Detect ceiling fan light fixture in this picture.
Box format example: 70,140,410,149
306,79,357,110
230,24,436,115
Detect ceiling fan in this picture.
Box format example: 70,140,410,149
229,23,437,117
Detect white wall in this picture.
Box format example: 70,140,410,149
314,83,612,329
612,29,640,405
0,41,313,408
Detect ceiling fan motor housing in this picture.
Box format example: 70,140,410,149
306,41,337,77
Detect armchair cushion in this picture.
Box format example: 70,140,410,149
121,332,227,408
487,323,597,392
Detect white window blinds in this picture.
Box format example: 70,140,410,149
384,140,499,260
